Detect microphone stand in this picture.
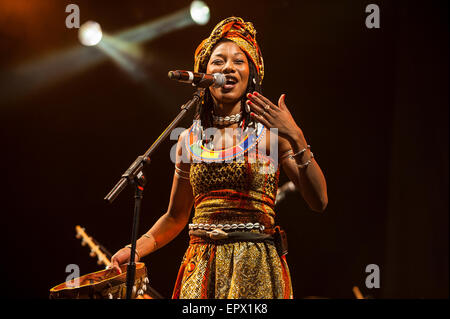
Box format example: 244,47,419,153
104,87,205,299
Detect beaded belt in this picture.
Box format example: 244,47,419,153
188,222,265,232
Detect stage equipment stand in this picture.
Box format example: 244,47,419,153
104,87,205,299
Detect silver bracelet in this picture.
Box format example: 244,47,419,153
288,145,311,160
175,165,190,174
297,152,314,168
125,244,141,260
142,233,157,250
175,170,190,180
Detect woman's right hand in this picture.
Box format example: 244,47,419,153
110,247,139,274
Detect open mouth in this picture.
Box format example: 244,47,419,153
223,76,238,90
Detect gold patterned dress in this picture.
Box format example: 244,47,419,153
172,123,293,299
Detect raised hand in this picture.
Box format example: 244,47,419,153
246,92,303,143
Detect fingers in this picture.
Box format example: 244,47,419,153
110,251,126,274
246,99,264,117
247,95,272,117
278,94,287,109
109,260,121,274
246,92,290,129
249,92,288,112
247,93,272,114
250,111,271,128
251,92,278,109
246,93,271,127
110,257,122,274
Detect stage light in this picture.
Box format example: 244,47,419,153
78,21,103,46
2,2,212,104
190,1,210,25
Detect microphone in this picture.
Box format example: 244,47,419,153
275,181,297,205
168,70,226,88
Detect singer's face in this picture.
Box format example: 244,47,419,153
206,41,250,105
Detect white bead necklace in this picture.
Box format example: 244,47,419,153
212,112,242,125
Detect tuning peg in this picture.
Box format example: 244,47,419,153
75,233,81,239
97,259,102,265
81,239,87,246
90,250,95,257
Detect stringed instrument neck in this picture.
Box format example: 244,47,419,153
75,225,111,267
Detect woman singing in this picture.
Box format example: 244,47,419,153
110,17,328,299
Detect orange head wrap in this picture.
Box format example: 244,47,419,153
194,17,264,84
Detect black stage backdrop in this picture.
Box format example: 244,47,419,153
0,0,447,299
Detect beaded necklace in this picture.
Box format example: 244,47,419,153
186,119,266,162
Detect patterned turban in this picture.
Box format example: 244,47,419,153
194,17,264,84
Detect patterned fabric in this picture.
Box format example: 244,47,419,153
189,159,278,229
194,17,265,83
172,241,292,299
171,125,293,299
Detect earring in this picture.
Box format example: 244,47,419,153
252,78,256,85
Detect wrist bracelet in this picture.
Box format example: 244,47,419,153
175,165,190,175
297,152,314,169
125,244,141,260
175,170,190,180
142,233,158,250
288,145,311,160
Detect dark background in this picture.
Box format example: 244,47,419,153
0,0,448,299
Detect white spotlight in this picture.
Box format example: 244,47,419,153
190,1,210,25
78,21,103,46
